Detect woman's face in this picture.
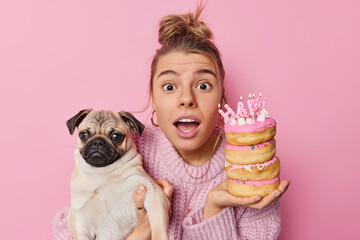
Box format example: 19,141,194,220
152,51,223,153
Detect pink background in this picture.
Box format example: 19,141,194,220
1,0,359,239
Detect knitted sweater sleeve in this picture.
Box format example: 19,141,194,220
182,206,240,239
182,202,280,240
237,202,281,239
52,206,75,240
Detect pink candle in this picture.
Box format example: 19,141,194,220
255,93,262,114
262,98,267,110
251,93,257,113
236,96,248,117
247,93,254,116
224,104,236,117
219,104,237,125
218,109,231,123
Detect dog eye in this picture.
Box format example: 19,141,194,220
79,132,89,142
111,133,124,144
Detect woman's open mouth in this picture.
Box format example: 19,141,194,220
173,117,200,138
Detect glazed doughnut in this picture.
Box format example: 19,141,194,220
226,176,280,198
225,156,280,181
224,139,276,165
225,118,276,145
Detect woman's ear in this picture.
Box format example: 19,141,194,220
151,93,155,110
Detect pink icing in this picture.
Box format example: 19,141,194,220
225,117,276,133
228,176,279,186
225,156,277,172
225,140,274,151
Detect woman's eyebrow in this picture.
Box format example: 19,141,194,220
157,69,217,79
195,69,217,77
157,70,179,79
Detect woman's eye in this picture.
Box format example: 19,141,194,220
79,132,89,142
162,83,176,91
197,82,211,90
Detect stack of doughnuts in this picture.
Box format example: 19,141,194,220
219,94,280,198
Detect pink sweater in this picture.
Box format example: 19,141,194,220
53,125,280,239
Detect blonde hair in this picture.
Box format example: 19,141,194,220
149,4,226,102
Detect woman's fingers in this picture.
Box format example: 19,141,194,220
216,179,291,210
248,180,291,209
207,179,291,213
249,191,278,209
157,179,174,198
126,185,151,240
272,180,291,203
271,180,290,199
208,181,261,208
230,195,262,206
157,179,173,216
279,180,291,194
134,185,147,219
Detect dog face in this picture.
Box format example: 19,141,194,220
66,109,144,168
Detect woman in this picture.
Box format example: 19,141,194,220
53,6,290,240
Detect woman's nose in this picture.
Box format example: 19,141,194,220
179,88,196,108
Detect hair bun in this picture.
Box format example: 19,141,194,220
158,7,213,45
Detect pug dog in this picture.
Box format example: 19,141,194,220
66,109,170,240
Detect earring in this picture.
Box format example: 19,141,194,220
151,109,159,127
215,103,223,128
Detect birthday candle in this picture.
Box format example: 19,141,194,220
255,93,262,114
247,93,252,113
225,104,238,125
262,98,267,110
247,93,254,116
219,105,237,125
252,93,257,120
236,96,248,118
224,104,236,117
251,93,257,114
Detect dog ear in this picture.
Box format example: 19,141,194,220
119,112,145,136
66,109,92,135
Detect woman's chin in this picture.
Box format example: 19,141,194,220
173,141,202,153
171,134,210,154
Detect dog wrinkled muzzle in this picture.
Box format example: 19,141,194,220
80,137,123,167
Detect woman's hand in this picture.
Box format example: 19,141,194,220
125,185,151,240
157,179,174,216
125,179,173,240
203,180,290,220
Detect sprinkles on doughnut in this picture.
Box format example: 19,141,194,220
219,93,280,198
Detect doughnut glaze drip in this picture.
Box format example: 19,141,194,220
227,176,279,186
225,140,274,151
224,117,276,133
225,156,277,172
